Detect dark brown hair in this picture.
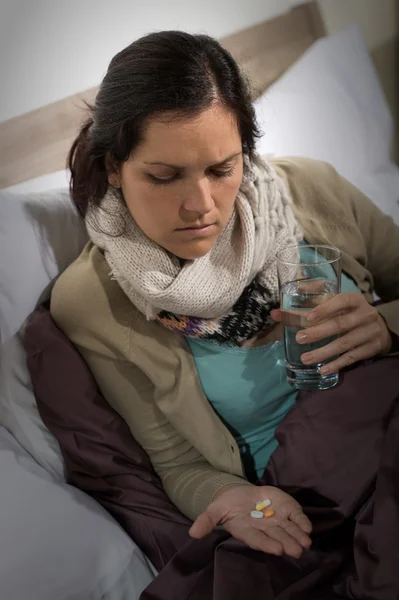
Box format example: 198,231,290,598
68,30,261,217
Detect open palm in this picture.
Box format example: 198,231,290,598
189,483,312,558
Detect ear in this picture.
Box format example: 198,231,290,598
105,152,121,188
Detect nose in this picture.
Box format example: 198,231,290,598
182,178,214,215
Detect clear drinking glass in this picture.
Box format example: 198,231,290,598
276,244,342,391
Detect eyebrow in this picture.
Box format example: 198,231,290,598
143,151,242,169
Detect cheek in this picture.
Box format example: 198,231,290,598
124,185,176,235
214,176,242,216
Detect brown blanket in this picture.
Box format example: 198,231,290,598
25,307,399,599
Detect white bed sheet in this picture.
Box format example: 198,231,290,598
0,426,156,600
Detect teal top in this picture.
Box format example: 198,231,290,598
186,252,361,482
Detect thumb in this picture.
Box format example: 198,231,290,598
189,508,220,539
270,308,281,322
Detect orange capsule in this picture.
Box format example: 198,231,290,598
264,509,275,518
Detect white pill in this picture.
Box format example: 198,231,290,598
256,499,271,506
255,498,272,511
250,510,264,519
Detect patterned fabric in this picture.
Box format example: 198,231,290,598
157,277,279,345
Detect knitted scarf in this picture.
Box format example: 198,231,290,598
86,154,302,345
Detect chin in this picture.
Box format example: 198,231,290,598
173,239,216,260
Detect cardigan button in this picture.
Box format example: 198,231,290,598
230,445,235,453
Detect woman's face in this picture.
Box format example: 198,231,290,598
111,104,243,259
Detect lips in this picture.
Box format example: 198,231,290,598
177,223,215,231
175,223,217,239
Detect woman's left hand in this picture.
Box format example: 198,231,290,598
271,292,393,375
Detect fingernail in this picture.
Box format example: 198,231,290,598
302,353,313,363
320,366,330,375
296,333,308,343
307,312,318,322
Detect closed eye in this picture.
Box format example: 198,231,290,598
148,173,178,185
211,167,235,179
147,165,236,185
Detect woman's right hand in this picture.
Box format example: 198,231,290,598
189,483,312,558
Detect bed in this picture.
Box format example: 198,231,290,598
0,2,398,599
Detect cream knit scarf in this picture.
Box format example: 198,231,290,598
86,154,302,342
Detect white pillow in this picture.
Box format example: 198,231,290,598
0,427,155,600
0,191,157,596
5,169,71,194
0,188,88,477
0,189,88,343
255,26,399,224
0,333,65,479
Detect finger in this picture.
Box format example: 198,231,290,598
300,321,380,366
227,522,283,556
244,528,284,556
265,525,304,559
280,520,312,550
289,508,313,535
270,309,282,322
281,310,307,328
296,306,377,345
297,310,360,343
189,510,219,539
319,342,382,375
306,292,365,324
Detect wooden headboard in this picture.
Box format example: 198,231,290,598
0,1,325,190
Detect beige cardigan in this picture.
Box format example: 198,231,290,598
51,157,399,521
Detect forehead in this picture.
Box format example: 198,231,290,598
132,104,242,166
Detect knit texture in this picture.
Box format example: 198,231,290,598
156,277,282,345
86,154,302,333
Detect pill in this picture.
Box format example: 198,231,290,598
264,509,275,518
250,510,264,519
255,499,272,511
